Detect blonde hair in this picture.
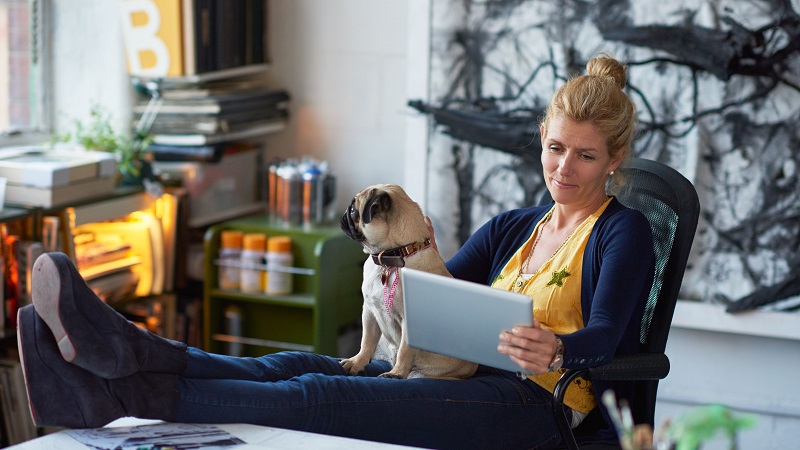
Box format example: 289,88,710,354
540,53,638,193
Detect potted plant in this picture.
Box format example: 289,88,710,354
53,105,154,186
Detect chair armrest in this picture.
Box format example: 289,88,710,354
550,354,670,450
553,353,670,403
587,353,670,381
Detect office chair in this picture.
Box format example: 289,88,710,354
543,157,700,449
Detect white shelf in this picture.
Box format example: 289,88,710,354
136,64,271,85
672,300,800,341
68,189,150,227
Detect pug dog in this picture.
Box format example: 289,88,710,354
339,183,478,379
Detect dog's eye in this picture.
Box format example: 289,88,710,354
349,204,360,222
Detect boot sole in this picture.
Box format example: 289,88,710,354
31,253,78,363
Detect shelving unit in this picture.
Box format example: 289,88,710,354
0,188,177,445
203,215,366,357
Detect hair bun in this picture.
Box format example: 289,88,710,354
586,54,627,89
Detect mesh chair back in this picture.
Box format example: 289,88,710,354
538,158,700,430
613,158,700,424
615,159,698,353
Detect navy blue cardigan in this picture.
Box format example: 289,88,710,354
446,197,655,442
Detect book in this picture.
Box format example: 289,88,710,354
4,176,117,208
120,0,185,77
247,0,269,65
15,240,43,307
181,0,197,75
149,141,256,163
140,108,289,136
151,119,286,146
215,0,236,71
135,88,290,115
148,143,227,162
194,0,214,74
0,146,117,188
157,78,270,100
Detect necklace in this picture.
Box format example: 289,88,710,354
511,210,582,292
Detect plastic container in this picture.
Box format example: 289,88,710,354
240,233,266,293
265,236,293,294
223,304,243,356
218,230,243,290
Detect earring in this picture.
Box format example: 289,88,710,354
609,171,615,176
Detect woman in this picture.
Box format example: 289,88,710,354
18,54,653,450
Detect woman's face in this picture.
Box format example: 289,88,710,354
540,116,623,208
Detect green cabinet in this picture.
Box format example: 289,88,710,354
203,216,366,357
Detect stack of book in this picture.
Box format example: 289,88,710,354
136,79,290,162
120,0,270,79
0,146,118,208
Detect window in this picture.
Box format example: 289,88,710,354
0,0,48,146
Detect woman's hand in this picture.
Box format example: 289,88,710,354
497,321,560,375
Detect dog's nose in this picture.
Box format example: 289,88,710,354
340,202,364,241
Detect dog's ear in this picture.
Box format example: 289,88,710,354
362,191,392,224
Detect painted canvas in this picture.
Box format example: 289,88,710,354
415,0,800,311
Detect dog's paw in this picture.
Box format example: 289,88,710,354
378,371,407,379
339,358,365,376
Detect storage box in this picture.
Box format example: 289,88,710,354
154,149,261,226
0,145,117,188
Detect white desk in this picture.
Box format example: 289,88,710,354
9,418,419,449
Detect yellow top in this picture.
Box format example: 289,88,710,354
242,233,267,252
267,236,292,253
220,230,243,249
491,197,612,413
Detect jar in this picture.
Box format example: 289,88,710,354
218,230,243,290
223,304,243,356
240,233,266,293
265,236,293,294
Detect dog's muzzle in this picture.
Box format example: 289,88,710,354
340,198,365,241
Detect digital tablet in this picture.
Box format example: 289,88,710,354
401,268,534,375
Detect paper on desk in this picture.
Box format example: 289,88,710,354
66,422,245,450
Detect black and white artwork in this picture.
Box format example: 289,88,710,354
414,0,800,311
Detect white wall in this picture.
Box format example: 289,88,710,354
264,0,421,211
51,0,422,215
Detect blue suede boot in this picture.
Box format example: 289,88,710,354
31,251,187,379
17,305,181,428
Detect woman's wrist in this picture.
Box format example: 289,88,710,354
547,336,564,372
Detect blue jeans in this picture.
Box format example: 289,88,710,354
175,349,561,449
